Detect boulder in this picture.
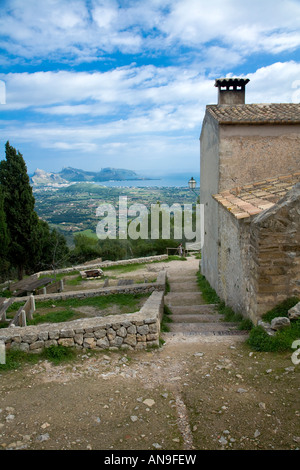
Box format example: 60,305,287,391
288,302,300,320
270,317,291,331
257,320,275,336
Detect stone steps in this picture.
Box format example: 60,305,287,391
164,258,242,337
165,292,206,306
171,314,223,323
169,304,218,315
168,322,239,334
170,283,199,292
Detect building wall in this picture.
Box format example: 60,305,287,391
219,124,300,191
249,184,300,321
200,110,300,321
200,112,220,290
218,207,252,318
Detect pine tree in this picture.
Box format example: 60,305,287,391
0,141,40,279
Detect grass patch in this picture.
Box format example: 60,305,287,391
41,344,77,364
247,297,300,352
166,255,187,261
27,293,149,326
196,272,220,304
247,322,300,352
39,270,80,281
0,349,40,371
65,275,83,287
261,297,299,323
161,304,173,332
28,308,81,325
218,301,253,331
196,271,253,331
102,263,146,274
0,345,78,371
35,293,148,311
1,293,149,328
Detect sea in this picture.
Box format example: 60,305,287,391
92,171,200,189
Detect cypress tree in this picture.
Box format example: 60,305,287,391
0,185,10,279
0,141,39,279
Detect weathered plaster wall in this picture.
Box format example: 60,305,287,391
200,113,220,291
218,207,251,318
219,124,300,191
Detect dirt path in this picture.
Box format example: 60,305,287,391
0,257,299,451
0,335,299,451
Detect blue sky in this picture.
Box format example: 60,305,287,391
0,0,300,177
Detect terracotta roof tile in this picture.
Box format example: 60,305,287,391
213,172,300,219
207,103,300,124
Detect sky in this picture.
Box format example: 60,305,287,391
0,0,300,177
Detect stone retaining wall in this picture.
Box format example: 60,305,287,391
11,271,166,304
0,290,165,353
34,255,168,278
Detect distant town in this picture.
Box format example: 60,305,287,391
32,171,197,246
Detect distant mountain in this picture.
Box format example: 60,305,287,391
31,168,68,185
31,167,148,185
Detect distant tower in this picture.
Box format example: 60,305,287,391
215,77,250,105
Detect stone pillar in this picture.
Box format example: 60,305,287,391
29,295,35,320
21,310,27,327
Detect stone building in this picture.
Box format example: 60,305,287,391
200,78,300,323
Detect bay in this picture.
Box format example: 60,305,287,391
91,171,200,188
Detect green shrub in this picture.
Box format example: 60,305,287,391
247,297,300,352
262,297,299,323
161,304,173,332
0,349,40,371
248,320,300,352
196,272,220,304
42,344,76,364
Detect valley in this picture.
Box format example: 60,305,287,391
33,183,197,246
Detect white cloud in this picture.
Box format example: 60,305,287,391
1,0,300,63
0,1,299,173
1,61,300,164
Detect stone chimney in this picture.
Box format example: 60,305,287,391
215,77,250,105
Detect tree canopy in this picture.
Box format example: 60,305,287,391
0,142,69,279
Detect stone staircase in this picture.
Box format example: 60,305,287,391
164,257,241,337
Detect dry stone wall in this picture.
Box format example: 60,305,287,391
11,271,166,305
0,290,164,353
34,255,168,278
249,184,300,320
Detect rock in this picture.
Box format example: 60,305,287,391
288,302,300,320
5,414,15,422
257,320,275,336
237,388,248,394
285,366,295,372
271,317,290,330
137,325,149,335
219,436,228,445
36,433,50,442
254,430,261,438
143,399,155,407
152,443,162,449
130,416,138,422
41,422,50,429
